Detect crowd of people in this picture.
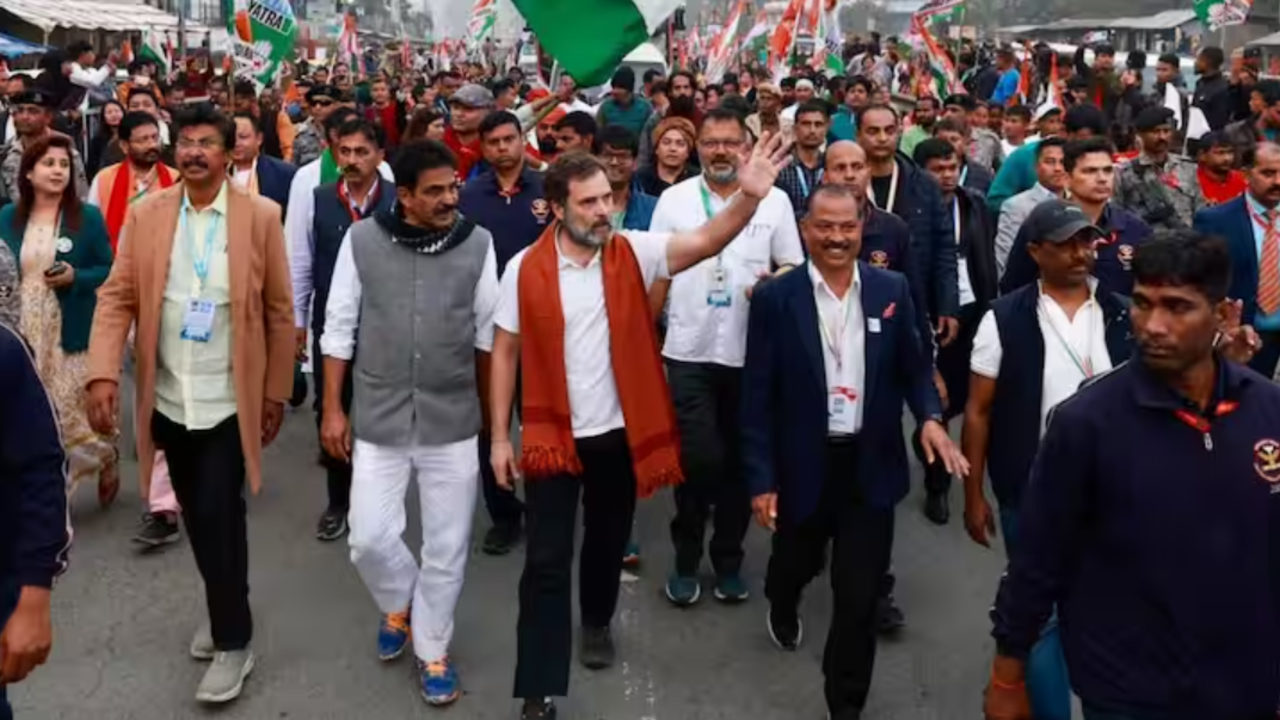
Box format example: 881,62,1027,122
2,29,1280,720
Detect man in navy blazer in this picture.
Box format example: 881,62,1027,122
741,184,967,720
230,112,297,218
1192,141,1280,376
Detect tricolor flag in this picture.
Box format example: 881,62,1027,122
913,0,966,23
811,0,844,77
705,0,746,83
336,12,360,72
912,15,960,98
769,0,805,70
510,0,683,86
468,0,497,52
140,29,172,75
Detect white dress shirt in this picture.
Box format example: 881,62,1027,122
70,62,112,89
970,279,1112,436
810,263,866,436
652,176,804,367
494,232,672,438
319,226,500,361
155,183,237,430
286,156,395,328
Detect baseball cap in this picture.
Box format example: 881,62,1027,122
450,83,495,109
306,84,337,103
11,90,55,109
1023,199,1106,245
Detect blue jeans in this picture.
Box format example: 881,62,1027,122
1000,508,1072,720
0,580,17,720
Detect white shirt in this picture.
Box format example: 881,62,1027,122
319,227,500,361
155,183,237,430
953,197,976,307
286,157,395,328
970,280,1112,436
494,231,672,438
70,62,112,89
810,263,866,435
652,177,804,367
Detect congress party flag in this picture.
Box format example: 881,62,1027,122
510,0,683,86
225,0,298,86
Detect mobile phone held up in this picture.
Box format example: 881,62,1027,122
44,261,68,278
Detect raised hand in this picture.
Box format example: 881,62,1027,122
737,130,793,200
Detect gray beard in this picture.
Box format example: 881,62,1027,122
705,166,738,184
564,220,607,248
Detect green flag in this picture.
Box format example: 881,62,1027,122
1194,0,1253,30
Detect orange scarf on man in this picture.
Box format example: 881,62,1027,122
105,162,175,252
517,224,683,498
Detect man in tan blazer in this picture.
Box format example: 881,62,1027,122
86,104,294,706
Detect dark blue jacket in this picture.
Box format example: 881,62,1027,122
310,179,395,336
992,359,1280,719
459,167,550,275
985,282,1133,507
963,159,994,196
0,325,69,590
741,261,942,525
886,153,959,321
1193,196,1262,325
622,183,658,231
1002,203,1153,296
861,205,932,352
254,155,297,217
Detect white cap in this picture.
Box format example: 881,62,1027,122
796,79,815,91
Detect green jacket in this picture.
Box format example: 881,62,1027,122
0,203,113,353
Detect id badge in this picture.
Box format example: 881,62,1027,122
181,299,216,343
707,266,732,308
828,387,858,434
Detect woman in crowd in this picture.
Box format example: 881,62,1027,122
637,116,697,197
0,135,117,506
88,100,125,176
403,107,446,143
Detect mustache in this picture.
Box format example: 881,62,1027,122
180,158,208,169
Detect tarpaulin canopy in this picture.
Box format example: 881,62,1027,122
0,32,51,58
0,0,207,34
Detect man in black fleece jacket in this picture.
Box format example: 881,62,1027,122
0,323,69,718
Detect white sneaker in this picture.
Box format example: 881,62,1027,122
195,649,255,703
189,623,214,661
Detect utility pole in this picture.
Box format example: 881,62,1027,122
176,0,187,58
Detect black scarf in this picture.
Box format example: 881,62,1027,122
373,203,474,255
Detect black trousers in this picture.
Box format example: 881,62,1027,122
764,440,895,715
480,372,524,528
312,336,353,512
666,360,750,577
917,301,985,497
513,430,637,699
152,412,252,650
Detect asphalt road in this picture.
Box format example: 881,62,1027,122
9,406,1013,720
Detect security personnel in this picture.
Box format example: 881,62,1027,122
983,231,1273,720
459,110,548,556
1113,106,1206,231
1003,138,1153,296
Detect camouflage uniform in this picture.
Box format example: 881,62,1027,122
1113,153,1205,232
0,239,16,329
293,120,323,168
0,135,90,205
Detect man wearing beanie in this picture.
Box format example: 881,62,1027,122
596,67,653,137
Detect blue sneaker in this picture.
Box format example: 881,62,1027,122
714,574,750,603
377,609,411,661
622,541,641,568
664,574,702,606
420,656,461,706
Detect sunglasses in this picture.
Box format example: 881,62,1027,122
311,98,334,107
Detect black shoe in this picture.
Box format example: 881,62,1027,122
767,606,802,651
923,490,950,525
521,698,556,720
133,512,180,549
579,625,615,670
481,522,521,556
875,594,906,636
315,508,349,542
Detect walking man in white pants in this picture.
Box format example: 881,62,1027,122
318,139,500,706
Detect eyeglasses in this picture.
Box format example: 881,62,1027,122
698,139,744,151
177,137,224,152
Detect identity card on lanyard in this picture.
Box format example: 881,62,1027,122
868,161,899,214
179,205,221,343
796,166,824,206
700,182,732,308
819,294,859,434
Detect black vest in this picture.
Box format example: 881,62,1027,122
986,283,1133,507
310,180,395,336
262,111,284,160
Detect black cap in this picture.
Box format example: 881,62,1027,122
11,90,55,109
1245,46,1263,60
306,84,337,102
1024,199,1106,245
1133,105,1175,132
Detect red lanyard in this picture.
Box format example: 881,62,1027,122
1174,400,1238,433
